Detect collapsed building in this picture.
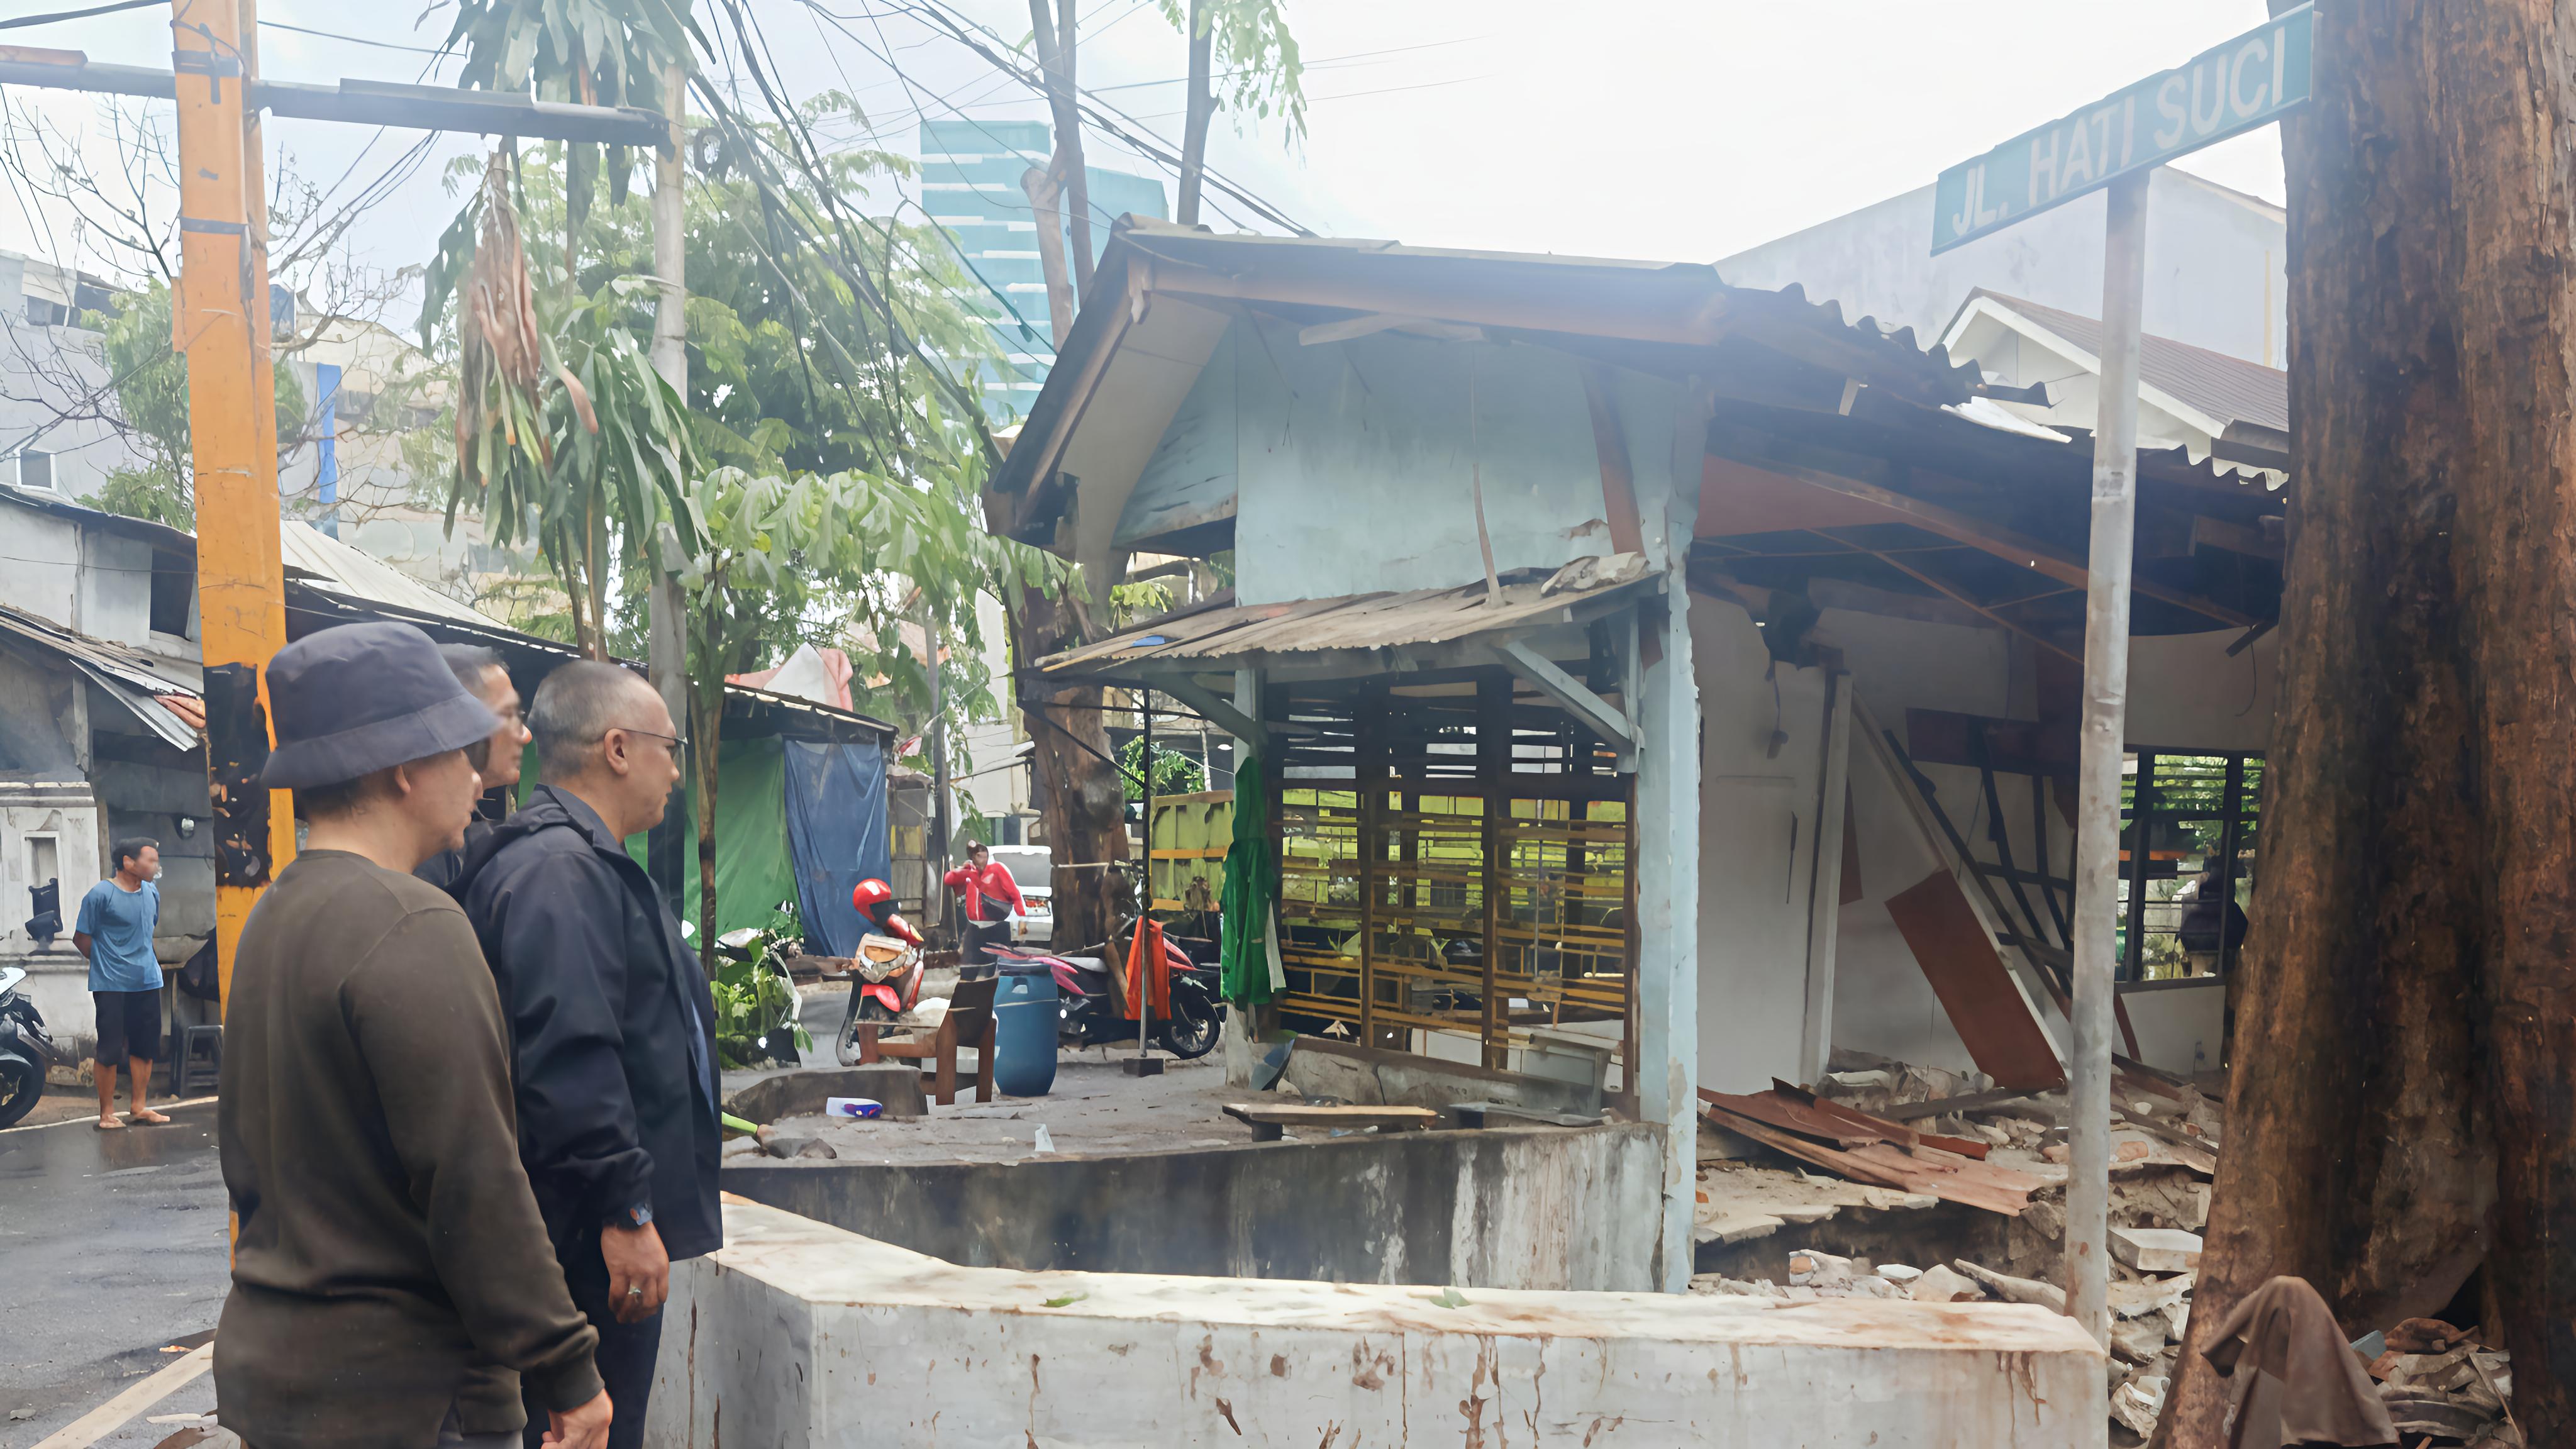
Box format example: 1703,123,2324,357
657,219,2318,1444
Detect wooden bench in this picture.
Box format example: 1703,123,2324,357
1221,1102,1441,1143
854,975,997,1106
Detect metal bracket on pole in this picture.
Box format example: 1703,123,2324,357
1140,669,1269,748
1487,636,1637,770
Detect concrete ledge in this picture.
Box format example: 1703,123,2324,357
726,1121,1663,1290
648,1197,2106,1448
719,1065,928,1122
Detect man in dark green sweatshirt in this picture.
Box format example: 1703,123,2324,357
216,623,612,1449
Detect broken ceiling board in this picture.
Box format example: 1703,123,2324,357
1697,1102,2040,1217
1882,869,2068,1092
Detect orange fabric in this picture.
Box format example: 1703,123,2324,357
1122,919,1172,1019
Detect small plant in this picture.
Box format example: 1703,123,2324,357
707,924,809,1069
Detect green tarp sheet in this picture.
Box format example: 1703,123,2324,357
1218,748,1279,1006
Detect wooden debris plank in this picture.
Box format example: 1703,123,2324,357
1699,1104,1919,1192
1882,1087,2045,1121
1697,1087,1887,1148
1768,1079,1993,1161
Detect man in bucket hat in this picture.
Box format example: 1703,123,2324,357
214,622,611,1449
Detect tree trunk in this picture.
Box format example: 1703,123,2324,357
2158,4,2576,1441
982,496,1128,957
1020,166,1077,354
1175,0,1214,227
1026,0,1093,296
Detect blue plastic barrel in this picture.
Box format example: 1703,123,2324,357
992,962,1058,1097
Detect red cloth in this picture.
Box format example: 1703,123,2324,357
942,862,1024,921
1122,919,1172,1020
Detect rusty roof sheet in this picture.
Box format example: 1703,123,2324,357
1037,560,1659,680
0,604,201,750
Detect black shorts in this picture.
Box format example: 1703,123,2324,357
93,988,162,1064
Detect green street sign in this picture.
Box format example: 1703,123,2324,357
1931,4,2313,253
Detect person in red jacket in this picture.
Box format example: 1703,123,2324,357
942,842,1024,963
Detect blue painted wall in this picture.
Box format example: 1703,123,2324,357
1167,318,1688,604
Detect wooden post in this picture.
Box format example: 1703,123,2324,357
1479,670,1506,1069
1357,681,1384,1048
2065,169,2151,1349
2124,751,2157,980
175,0,294,1009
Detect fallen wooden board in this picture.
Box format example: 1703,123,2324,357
1768,1079,1992,1161
1699,1088,1887,1149
1883,869,2067,1091
1699,1104,2040,1217
1883,1087,2045,1122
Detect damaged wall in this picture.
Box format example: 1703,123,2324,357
1692,593,1834,1092
1226,320,1663,605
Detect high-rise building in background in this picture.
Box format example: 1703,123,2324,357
917,119,1167,419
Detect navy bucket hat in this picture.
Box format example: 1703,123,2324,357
260,622,501,790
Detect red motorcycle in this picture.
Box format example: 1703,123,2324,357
836,879,927,1065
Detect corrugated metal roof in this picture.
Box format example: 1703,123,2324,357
1038,557,1658,680
0,604,200,749
279,521,506,628
1967,289,2287,433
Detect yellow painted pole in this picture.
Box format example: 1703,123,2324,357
173,0,293,1009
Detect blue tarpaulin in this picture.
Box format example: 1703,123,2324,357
781,737,891,957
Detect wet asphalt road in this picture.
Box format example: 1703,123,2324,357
0,1097,231,1446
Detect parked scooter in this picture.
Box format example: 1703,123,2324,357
837,879,928,1066
990,931,1223,1060
0,965,59,1128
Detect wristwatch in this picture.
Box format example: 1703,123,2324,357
614,1202,655,1231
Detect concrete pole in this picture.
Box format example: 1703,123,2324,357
2065,170,2151,1352
1637,378,1712,1291
647,64,691,899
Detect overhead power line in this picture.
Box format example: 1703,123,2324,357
0,0,158,31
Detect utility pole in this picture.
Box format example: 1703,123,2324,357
646,63,691,902
173,0,292,1006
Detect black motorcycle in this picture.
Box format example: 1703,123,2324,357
0,965,59,1128
991,936,1223,1061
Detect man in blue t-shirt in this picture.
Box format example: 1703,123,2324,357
76,837,167,1130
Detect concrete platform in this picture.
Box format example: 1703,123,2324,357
647,1197,2106,1448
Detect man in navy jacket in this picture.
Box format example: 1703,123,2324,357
452,660,720,1449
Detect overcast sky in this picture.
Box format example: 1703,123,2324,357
0,1,2285,318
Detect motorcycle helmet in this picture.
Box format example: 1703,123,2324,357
851,877,923,945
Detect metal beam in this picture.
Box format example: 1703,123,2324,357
1139,669,1269,747
1487,637,1635,768
0,52,670,147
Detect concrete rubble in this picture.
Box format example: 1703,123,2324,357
1692,1053,2523,1443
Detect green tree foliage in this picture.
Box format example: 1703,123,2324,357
1158,0,1307,135
1119,734,1206,802
87,280,308,531
675,463,1057,946
426,157,692,658
439,0,697,247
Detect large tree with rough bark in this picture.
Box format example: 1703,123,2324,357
2155,4,2576,1443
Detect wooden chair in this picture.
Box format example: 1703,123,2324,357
855,974,997,1106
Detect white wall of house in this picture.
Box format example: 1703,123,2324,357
1716,168,2286,368
1692,594,1837,1093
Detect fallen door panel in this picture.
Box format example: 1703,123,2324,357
1884,869,2067,1091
